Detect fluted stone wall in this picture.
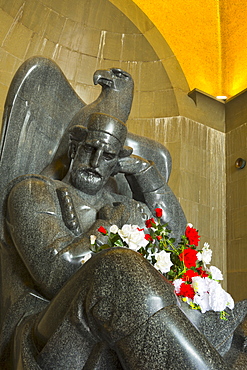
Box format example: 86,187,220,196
0,0,178,126
128,115,227,287
226,103,247,301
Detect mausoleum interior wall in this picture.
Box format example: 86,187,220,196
226,117,247,302
0,0,180,126
128,115,227,291
1,0,245,300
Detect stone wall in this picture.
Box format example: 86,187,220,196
0,0,178,126
127,115,227,288
226,95,247,301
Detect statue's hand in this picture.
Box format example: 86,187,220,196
60,219,110,258
98,202,131,227
117,154,150,175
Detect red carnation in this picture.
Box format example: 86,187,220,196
144,234,153,242
197,266,209,278
98,226,107,235
145,218,156,228
155,208,163,218
182,269,199,283
179,248,198,268
177,283,195,299
185,226,200,246
156,235,162,241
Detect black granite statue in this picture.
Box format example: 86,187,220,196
0,57,246,369
41,61,172,198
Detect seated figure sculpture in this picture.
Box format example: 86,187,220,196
0,58,246,369
0,111,235,369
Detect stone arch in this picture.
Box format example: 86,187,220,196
108,0,190,95
0,0,191,128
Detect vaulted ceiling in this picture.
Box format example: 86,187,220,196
110,0,247,98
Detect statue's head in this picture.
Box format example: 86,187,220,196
68,113,132,195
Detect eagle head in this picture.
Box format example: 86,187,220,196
93,68,133,92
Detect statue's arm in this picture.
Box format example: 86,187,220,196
6,176,105,298
118,156,187,241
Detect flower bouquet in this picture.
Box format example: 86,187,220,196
90,208,234,318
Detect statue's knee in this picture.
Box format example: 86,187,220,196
86,247,176,311
84,248,177,344
90,247,154,279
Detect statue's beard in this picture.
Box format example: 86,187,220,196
70,167,104,194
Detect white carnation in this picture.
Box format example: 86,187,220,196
118,224,148,251
173,278,183,294
193,292,211,313
191,276,210,294
191,276,234,313
90,235,96,245
208,280,234,311
154,250,173,273
209,265,223,280
224,292,235,310
191,276,211,313
118,224,132,239
110,224,119,234
197,243,212,265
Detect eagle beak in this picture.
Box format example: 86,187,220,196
93,70,113,87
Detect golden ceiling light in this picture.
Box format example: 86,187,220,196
111,0,247,98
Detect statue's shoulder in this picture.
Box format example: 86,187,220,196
9,174,57,193
7,174,59,211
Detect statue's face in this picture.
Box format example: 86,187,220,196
69,131,121,194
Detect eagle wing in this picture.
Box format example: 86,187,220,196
0,56,85,233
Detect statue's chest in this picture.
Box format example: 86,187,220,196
76,203,97,234
56,185,106,235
